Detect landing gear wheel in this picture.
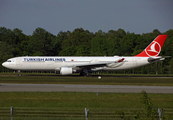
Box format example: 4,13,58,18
18,70,22,77
79,72,85,76
84,72,88,77
79,72,89,77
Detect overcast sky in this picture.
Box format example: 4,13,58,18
0,0,173,35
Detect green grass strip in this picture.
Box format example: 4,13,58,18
0,92,173,108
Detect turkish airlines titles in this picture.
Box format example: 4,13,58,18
23,58,66,62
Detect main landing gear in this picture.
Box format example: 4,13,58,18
79,69,91,77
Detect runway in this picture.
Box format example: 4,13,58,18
0,83,173,93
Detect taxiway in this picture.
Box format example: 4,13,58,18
0,83,173,93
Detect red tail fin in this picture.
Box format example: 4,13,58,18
135,35,167,57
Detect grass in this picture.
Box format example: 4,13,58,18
0,73,173,86
0,92,173,108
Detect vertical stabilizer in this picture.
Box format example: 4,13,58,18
135,35,167,57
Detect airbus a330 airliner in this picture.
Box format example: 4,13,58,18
2,35,168,76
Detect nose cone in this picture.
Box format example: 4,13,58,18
2,62,15,70
2,62,6,67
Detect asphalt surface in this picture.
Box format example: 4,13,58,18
0,83,173,93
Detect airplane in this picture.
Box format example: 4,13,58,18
2,35,168,76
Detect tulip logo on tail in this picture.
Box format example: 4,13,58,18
145,41,161,57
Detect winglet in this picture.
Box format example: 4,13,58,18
135,35,167,57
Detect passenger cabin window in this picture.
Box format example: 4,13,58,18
7,60,11,62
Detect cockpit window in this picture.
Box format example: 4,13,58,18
7,60,11,62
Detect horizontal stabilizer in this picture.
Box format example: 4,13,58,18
148,57,165,63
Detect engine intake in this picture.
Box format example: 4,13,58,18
60,67,72,75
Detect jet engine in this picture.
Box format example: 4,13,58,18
60,67,73,75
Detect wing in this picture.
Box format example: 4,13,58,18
66,58,125,68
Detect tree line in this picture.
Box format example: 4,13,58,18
0,27,173,74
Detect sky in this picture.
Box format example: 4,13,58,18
0,0,173,35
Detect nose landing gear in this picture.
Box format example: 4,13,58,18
18,70,22,76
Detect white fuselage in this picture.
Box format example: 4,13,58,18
2,56,150,72
2,35,167,75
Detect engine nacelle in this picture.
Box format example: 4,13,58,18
60,67,73,75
